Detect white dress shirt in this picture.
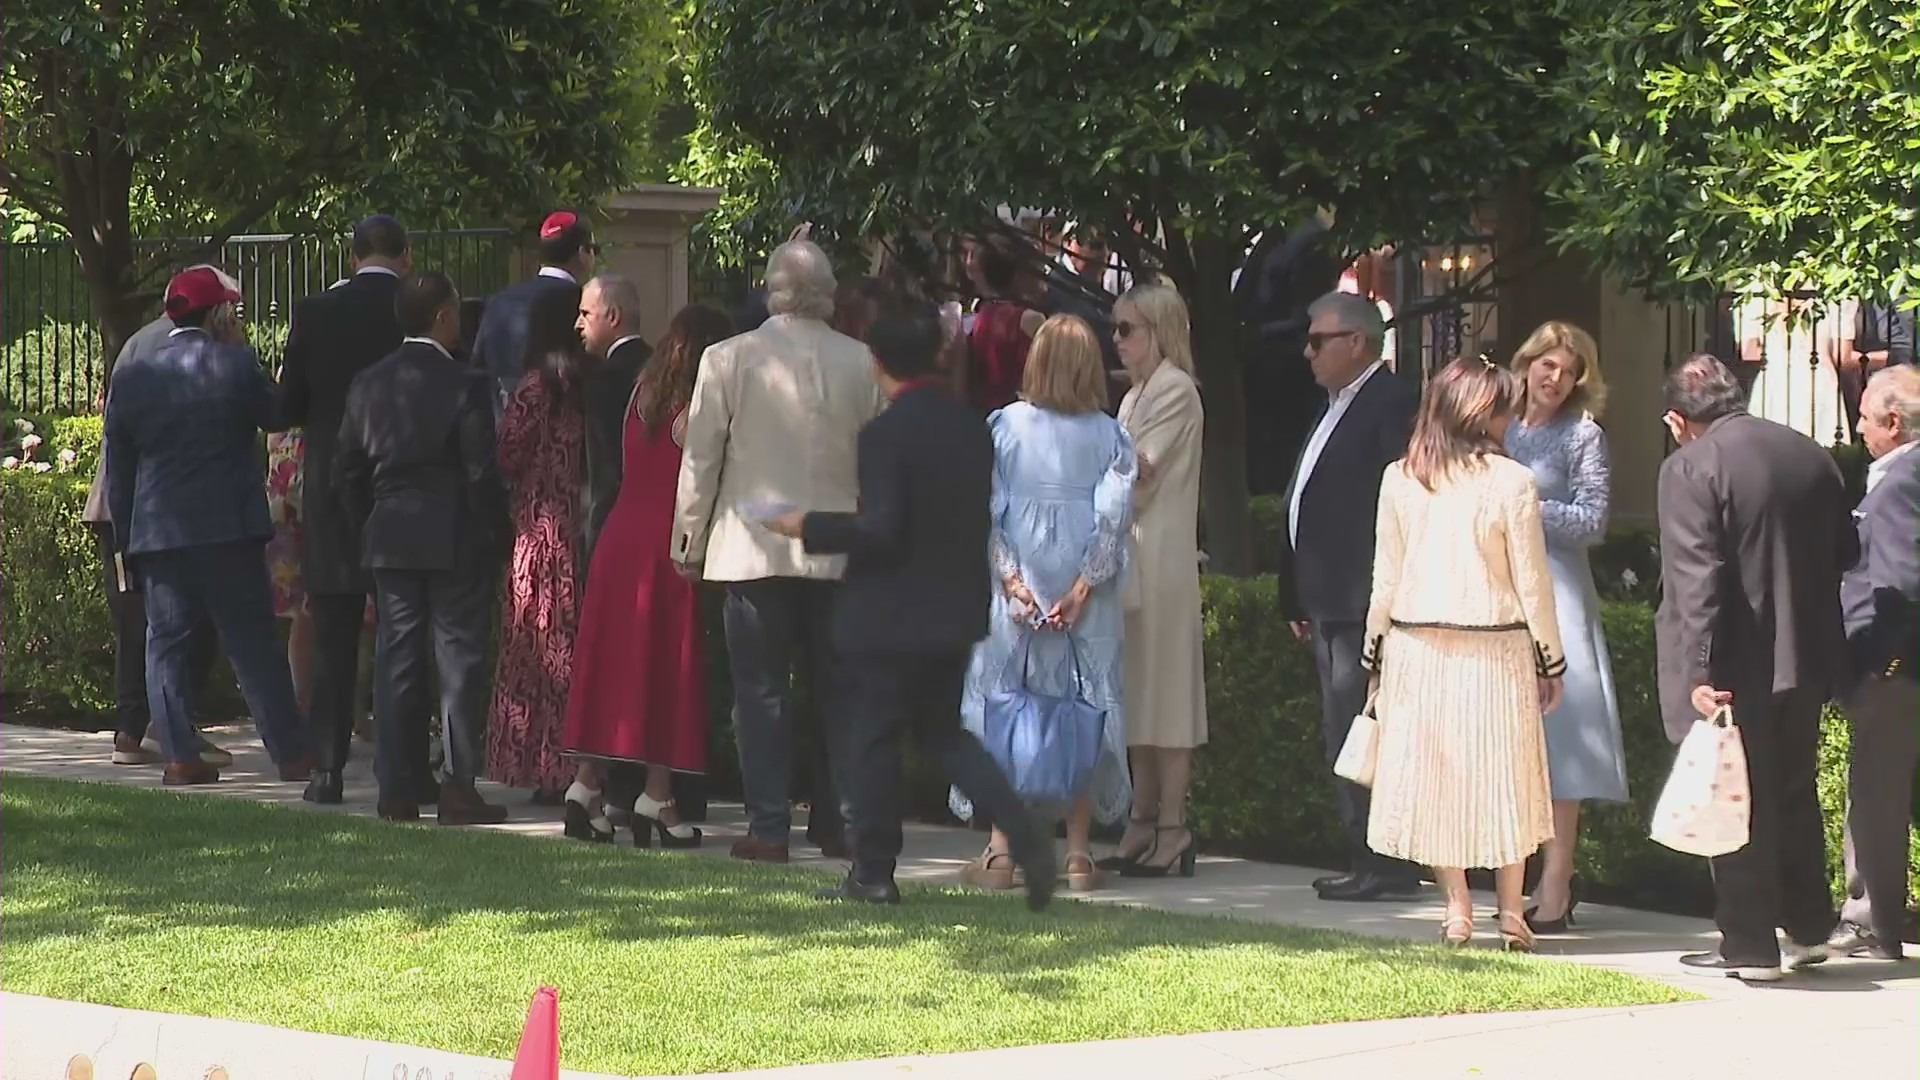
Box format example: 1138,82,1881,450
609,334,645,356
538,266,578,284
1867,439,1917,495
1288,359,1386,546
403,335,456,362
166,326,207,339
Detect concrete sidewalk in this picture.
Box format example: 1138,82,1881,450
3,722,1915,1080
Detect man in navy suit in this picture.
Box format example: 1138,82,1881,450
469,210,597,409
104,267,311,786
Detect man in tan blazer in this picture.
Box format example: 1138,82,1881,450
673,240,886,862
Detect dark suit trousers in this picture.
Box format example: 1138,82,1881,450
137,541,305,765
1308,620,1420,881
722,579,847,845
371,568,493,793
844,648,1036,885
93,525,215,743
307,592,369,773
1840,674,1919,946
1709,687,1835,964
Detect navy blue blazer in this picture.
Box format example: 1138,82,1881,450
469,272,580,397
104,329,286,555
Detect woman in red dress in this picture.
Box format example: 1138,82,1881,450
963,232,1047,413
486,289,590,801
561,304,733,847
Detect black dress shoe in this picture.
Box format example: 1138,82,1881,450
302,770,344,805
1314,871,1358,891
1315,872,1421,902
817,874,901,905
1679,951,1782,982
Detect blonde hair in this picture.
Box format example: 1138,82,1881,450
1117,281,1195,377
1021,314,1108,414
1404,358,1520,491
1511,320,1607,419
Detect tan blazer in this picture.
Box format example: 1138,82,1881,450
1362,455,1566,678
672,315,886,582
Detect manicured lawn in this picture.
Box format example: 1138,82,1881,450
1,775,1686,1075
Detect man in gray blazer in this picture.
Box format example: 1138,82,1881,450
1655,353,1854,982
1830,365,1920,961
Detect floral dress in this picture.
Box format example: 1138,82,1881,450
264,432,307,618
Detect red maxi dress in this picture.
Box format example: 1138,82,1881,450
562,402,707,773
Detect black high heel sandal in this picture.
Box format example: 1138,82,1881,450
1523,876,1583,934
561,782,614,844
1096,816,1158,872
1118,826,1197,878
634,793,702,850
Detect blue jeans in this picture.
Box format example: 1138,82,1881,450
137,541,305,765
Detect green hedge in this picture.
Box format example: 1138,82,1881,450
4,471,1913,914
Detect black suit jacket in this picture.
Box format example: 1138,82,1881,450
470,273,581,395
105,330,286,555
1841,444,1920,684
582,337,652,560
1278,369,1420,622
334,341,509,573
1655,413,1855,741
279,270,403,593
801,384,992,656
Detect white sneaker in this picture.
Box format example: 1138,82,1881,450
111,738,162,765
1783,942,1829,971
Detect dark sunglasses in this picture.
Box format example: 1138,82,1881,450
1306,330,1358,352
1114,319,1138,340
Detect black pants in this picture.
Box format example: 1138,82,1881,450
93,525,215,743
844,648,1036,885
1709,687,1835,964
1308,619,1420,881
1839,674,1918,948
371,567,494,794
307,592,369,773
721,578,847,845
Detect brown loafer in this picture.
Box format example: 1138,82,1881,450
437,781,508,826
162,760,221,786
729,837,791,863
377,797,421,822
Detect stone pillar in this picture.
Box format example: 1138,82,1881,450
587,185,722,345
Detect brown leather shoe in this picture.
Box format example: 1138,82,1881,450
729,837,791,863
437,781,508,826
162,760,221,786
377,798,421,822
278,756,315,782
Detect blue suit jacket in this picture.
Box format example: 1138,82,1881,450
468,272,580,397
104,329,286,555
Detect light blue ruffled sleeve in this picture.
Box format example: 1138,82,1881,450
1081,424,1138,586
1539,418,1610,548
988,411,1021,583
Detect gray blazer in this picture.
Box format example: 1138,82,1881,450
83,316,174,524
1841,443,1920,683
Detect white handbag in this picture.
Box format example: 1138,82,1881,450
1333,699,1380,788
1649,705,1751,857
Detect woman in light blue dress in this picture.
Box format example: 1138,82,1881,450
1505,321,1630,933
953,315,1135,893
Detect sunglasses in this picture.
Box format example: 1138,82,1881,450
1305,330,1358,352
1114,319,1139,340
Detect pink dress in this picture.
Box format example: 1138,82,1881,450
486,373,584,796
562,402,707,772
264,432,307,618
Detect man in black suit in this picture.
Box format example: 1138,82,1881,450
1279,290,1422,902
335,272,511,826
103,267,312,786
1655,353,1853,982
767,298,1054,910
470,210,597,409
1829,365,1919,961
575,272,653,558
280,214,420,805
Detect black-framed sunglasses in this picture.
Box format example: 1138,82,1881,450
1114,319,1139,340
1305,330,1358,352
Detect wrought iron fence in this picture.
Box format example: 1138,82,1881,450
1,229,516,413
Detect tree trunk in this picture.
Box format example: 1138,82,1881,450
63,162,143,390
1183,229,1253,577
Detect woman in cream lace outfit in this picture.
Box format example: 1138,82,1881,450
1361,358,1566,951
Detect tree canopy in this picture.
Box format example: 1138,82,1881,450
1550,0,1918,303
2,0,673,351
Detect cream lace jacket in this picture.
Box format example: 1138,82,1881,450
1360,454,1567,679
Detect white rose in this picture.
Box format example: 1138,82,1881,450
12,418,31,433
1620,568,1639,588
29,461,52,473
57,448,77,464
1,456,18,469
19,433,42,451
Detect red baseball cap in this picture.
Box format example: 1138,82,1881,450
164,266,242,316
539,211,581,239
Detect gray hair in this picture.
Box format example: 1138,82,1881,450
764,241,837,321
1864,364,1920,438
588,272,644,326
1307,291,1386,355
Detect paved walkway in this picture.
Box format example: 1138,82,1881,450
3,722,1915,1080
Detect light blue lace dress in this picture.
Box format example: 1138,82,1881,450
952,402,1137,826
1505,412,1629,802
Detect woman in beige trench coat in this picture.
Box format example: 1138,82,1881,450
1106,281,1208,878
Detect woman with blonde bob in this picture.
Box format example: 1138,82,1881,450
1361,358,1566,950
1504,321,1628,934
1107,282,1208,878
955,314,1136,892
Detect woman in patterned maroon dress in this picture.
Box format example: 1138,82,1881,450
486,289,590,800
561,304,731,847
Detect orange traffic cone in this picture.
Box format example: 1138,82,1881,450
509,985,560,1080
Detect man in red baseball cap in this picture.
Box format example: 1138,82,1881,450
103,265,313,786
469,209,598,410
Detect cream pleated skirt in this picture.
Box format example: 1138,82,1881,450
1366,625,1554,870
